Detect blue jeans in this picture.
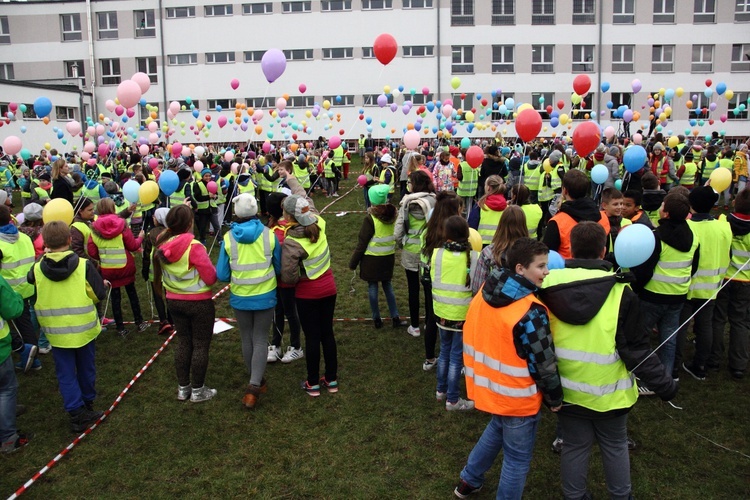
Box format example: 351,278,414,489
460,413,542,500
0,356,18,444
51,342,97,413
639,300,683,377
436,326,464,404
368,281,399,320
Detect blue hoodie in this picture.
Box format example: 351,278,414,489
217,218,281,310
84,179,109,200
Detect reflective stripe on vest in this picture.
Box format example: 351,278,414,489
0,233,35,298
550,211,611,259
365,215,396,256
727,232,750,282
478,206,503,245
224,228,276,292
379,167,396,194
324,159,334,178
196,182,215,210
702,158,718,180
34,187,49,203
292,162,310,188
332,147,344,167
288,216,331,280
169,183,188,206
644,234,699,295
431,248,473,321
687,218,731,299
91,233,127,269
680,162,698,185
456,162,478,197
161,239,211,294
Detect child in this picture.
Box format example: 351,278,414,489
28,221,108,432
676,151,698,190
349,184,407,329
468,175,507,247
600,187,632,259
430,215,476,411
510,184,544,239
641,172,667,227
622,190,654,229
141,208,173,335
471,205,528,295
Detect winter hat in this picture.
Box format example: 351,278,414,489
684,151,694,161
200,168,212,177
22,203,43,222
594,151,606,161
177,168,191,181
232,193,258,218
380,153,393,165
38,172,51,182
368,184,391,205
653,142,665,152
282,195,317,226
688,186,718,214
267,192,287,220
608,146,620,156
153,207,170,227
508,157,522,172
549,150,563,165
449,146,459,157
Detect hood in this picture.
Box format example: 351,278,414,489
559,197,602,223
705,153,717,162
481,267,538,308
402,192,435,219
369,203,397,224
159,232,195,263
0,223,19,244
229,218,266,244
526,160,541,171
642,190,666,211
655,219,695,252
729,212,750,237
91,214,127,239
484,193,507,212
485,154,503,162
84,179,99,189
40,251,80,282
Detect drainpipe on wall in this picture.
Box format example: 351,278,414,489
158,0,168,129
85,0,98,118
436,0,441,102
596,0,603,124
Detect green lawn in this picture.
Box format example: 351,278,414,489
2,157,749,498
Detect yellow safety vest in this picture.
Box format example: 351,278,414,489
161,238,211,295
0,232,35,299
701,158,719,181
686,218,731,299
643,233,700,296
680,162,698,185
169,183,188,207
365,215,396,256
82,184,102,204
324,159,335,179
478,205,503,245
292,161,310,188
332,146,344,167
379,166,396,194
90,232,127,270
71,221,92,257
430,247,475,321
223,228,276,297
196,182,216,210
456,161,478,197
522,163,541,191
33,187,50,204
521,204,543,239
238,181,255,196
287,217,331,280
403,213,427,256
726,231,750,282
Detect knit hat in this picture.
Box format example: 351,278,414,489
104,181,120,194
449,146,459,157
200,168,212,177
177,168,192,181
549,150,563,165
608,146,620,156
508,157,522,172
688,186,718,214
267,192,287,220
22,203,43,222
653,142,665,152
282,195,317,226
380,153,393,165
38,172,51,182
368,184,391,205
232,193,258,218
154,207,170,227
594,151,605,161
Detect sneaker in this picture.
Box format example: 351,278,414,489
267,345,281,363
332,193,340,197
320,377,339,393
190,385,217,403
0,432,33,454
301,380,321,397
137,321,150,333
637,385,655,396
30,358,41,371
37,345,52,355
682,362,706,381
436,391,446,401
19,344,37,373
373,317,383,329
158,322,173,335
281,346,304,364
446,398,475,411
242,384,262,410
392,317,408,328
730,369,745,380
70,408,103,433
101,317,115,327
423,358,437,371
454,479,482,498
407,325,421,337
627,437,637,451
177,385,191,401
552,437,564,453
118,328,129,338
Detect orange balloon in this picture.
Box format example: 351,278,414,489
282,93,290,101
289,143,299,152
692,129,699,136
406,123,414,130
633,111,641,121
686,100,693,109
42,117,50,124
654,100,660,108
247,107,254,116
254,125,263,134
234,117,241,124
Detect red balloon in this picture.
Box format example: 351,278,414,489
515,109,543,142
460,93,466,100
339,129,345,135
465,145,484,168
572,121,602,157
557,100,565,110
546,105,553,114
205,115,211,122
705,79,712,87
573,75,591,96
373,33,398,65
481,99,488,107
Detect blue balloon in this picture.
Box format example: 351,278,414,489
547,250,565,270
550,117,559,128
216,105,222,112
623,145,647,173
426,102,435,112
139,98,147,107
716,82,726,95
33,96,53,118
158,169,179,197
591,164,608,185
615,224,655,268
122,180,141,204
192,109,199,118
606,101,614,109
614,179,623,190
600,81,610,93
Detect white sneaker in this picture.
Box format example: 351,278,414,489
423,358,437,371
190,385,217,403
281,346,304,363
332,193,340,197
177,385,191,401
407,325,421,337
267,345,281,363
446,398,475,411
637,385,655,396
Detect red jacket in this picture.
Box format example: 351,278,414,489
88,214,143,287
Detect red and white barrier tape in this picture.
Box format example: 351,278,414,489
319,185,358,214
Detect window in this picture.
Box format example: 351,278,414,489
247,97,275,108
609,92,632,119
451,45,473,73
612,45,634,72
403,45,434,57
613,0,634,24
282,1,312,12
207,99,236,110
363,94,393,106
532,45,554,73
97,12,118,40
60,14,82,41
652,44,674,72
532,92,553,118
573,0,595,24
176,99,199,109
322,47,353,59
0,63,14,80
168,53,197,66
653,0,674,23
403,0,433,7
139,102,160,127
243,3,273,14
689,92,710,119
287,96,314,107
732,44,750,71
0,104,8,118
532,0,555,25
411,93,434,105
136,57,157,83
56,106,76,121
64,60,86,86
21,104,36,119
491,0,515,25
737,0,750,22
206,52,236,64
134,10,156,37
323,95,355,106
321,0,352,10
363,0,392,9
244,50,265,62
0,16,9,44
100,58,121,85
205,4,233,16
362,47,374,58
283,49,313,61
693,0,715,23
573,92,595,119
491,45,514,73
166,7,196,18
691,45,713,72
451,93,474,111
727,92,749,120
490,92,514,120
572,45,594,72
451,0,474,26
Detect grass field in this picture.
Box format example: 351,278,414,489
2,157,749,499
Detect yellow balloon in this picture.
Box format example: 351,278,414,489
305,110,312,118
543,159,552,173
465,111,475,122
139,180,159,205
517,103,534,113
667,136,679,148
709,168,732,193
259,156,267,166
676,87,684,98
43,198,74,225
658,112,667,122
322,100,331,110
559,113,569,125
451,77,461,90
725,89,734,101
44,142,51,150
383,85,391,95
658,88,666,96
571,93,582,105
468,228,482,252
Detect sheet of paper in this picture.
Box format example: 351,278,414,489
213,319,234,335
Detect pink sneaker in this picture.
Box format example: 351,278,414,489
101,317,115,327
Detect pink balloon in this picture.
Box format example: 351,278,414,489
171,142,183,157
8,102,17,112
442,104,454,119
105,99,116,112
116,79,142,109
261,49,287,83
276,97,287,111
262,142,272,154
87,158,97,166
65,120,82,136
96,124,105,135
230,78,240,90
148,121,158,132
139,144,149,156
230,162,239,175
218,116,227,128
633,134,643,145
126,108,136,118
206,181,218,194
422,87,430,95
169,101,180,115
98,143,110,157
80,152,90,162
252,110,264,122
148,157,159,168
114,105,124,116
83,142,95,153
131,72,151,94
2,136,22,155
149,132,159,144
403,130,420,149
193,160,204,173
299,83,307,94
329,136,341,149
224,151,234,162
358,175,368,186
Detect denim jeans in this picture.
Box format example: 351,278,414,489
436,326,464,404
368,281,399,320
639,300,684,377
460,412,541,500
0,356,19,444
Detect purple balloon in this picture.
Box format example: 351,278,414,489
623,109,634,123
240,123,248,131
402,104,410,115
709,102,717,112
377,94,388,108
390,103,398,112
631,79,642,94
261,49,287,83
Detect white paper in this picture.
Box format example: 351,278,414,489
213,319,234,335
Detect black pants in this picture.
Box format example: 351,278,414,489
405,269,421,329
10,299,38,352
258,190,271,215
272,286,301,349
168,298,215,388
150,282,172,324
296,294,337,385
111,283,142,330
195,212,211,242
422,281,437,360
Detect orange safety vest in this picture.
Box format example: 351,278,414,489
550,211,611,259
463,293,543,417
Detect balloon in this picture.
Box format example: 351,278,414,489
139,180,159,205
298,83,307,93
573,74,591,96
460,137,471,149
193,161,204,173
468,228,482,252
547,250,565,270
2,136,22,155
66,120,82,136
224,151,234,162
373,33,398,65
709,167,732,193
591,164,608,185
122,180,141,204
171,142,183,157
451,77,461,90
600,81,610,93
614,179,623,191
42,198,74,225
571,121,601,157
206,181,218,195
622,109,634,123
131,72,151,94
623,145,647,173
329,136,341,149
465,145,484,168
261,49,287,83
603,126,615,139
724,89,734,100
138,144,149,156
614,224,655,268
116,80,142,109
403,129,420,149
230,78,240,90
358,175,368,187
515,109,542,142
667,136,679,148
19,148,31,160
33,96,53,118
631,79,642,94
158,170,179,196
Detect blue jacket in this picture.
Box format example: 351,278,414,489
84,179,109,200
217,218,281,311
